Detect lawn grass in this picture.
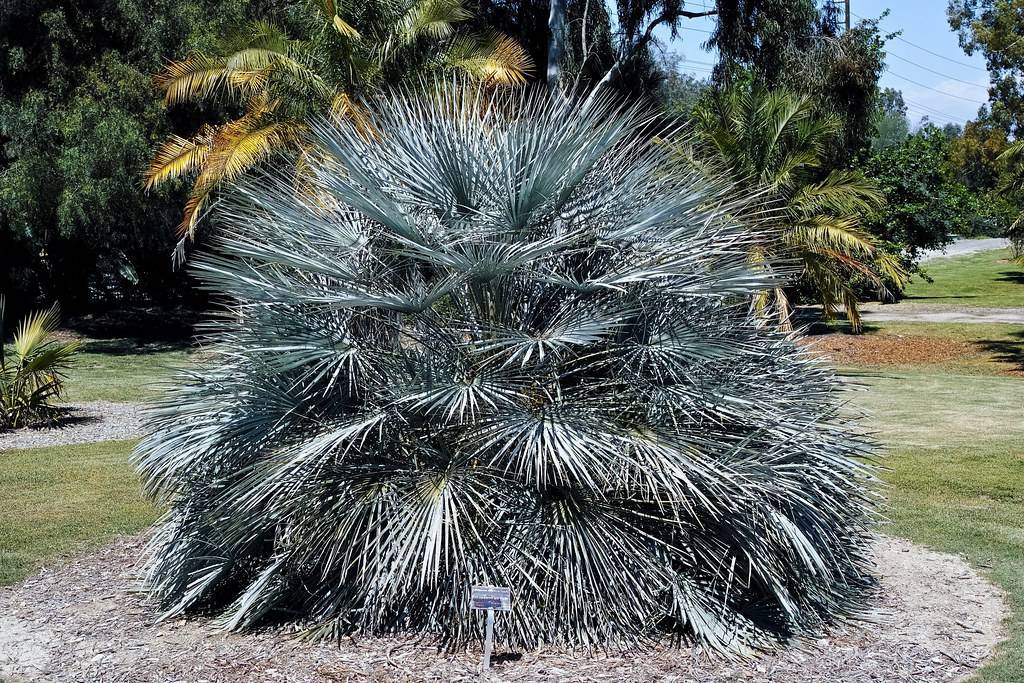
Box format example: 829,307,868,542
904,248,1024,308
849,369,1024,681
0,439,157,585
63,338,190,402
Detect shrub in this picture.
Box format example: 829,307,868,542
135,86,877,653
0,297,80,429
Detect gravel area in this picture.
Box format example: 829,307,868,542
0,402,143,451
0,534,1007,682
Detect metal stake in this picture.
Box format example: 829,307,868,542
482,607,494,672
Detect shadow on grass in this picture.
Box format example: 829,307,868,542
79,337,190,356
791,309,882,336
65,306,199,344
975,330,1024,372
996,270,1024,285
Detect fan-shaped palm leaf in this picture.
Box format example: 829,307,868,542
0,302,79,429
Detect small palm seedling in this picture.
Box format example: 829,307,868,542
0,296,80,429
135,84,877,654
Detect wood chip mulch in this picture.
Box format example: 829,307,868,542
800,333,1024,376
0,535,1007,682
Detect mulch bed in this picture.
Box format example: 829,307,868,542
0,535,1006,682
801,334,978,368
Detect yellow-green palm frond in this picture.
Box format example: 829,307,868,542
205,118,307,188
873,249,910,290
156,53,228,104
790,170,883,219
177,186,212,242
175,109,306,240
315,0,361,38
330,92,376,138
400,0,471,43
144,127,215,190
222,45,333,102
244,19,296,53
444,31,533,86
786,215,879,261
12,303,62,361
997,139,1024,163
333,14,361,39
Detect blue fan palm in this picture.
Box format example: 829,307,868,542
135,84,877,654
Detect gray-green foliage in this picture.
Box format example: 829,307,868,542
135,84,877,653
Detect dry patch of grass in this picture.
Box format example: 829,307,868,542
805,322,1024,377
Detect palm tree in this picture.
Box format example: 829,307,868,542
145,1,532,256
0,297,80,429
998,140,1024,260
134,84,876,652
690,86,906,331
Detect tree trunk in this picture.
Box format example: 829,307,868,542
547,0,568,88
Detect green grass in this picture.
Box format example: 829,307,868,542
850,369,1024,681
0,440,157,586
63,338,190,402
904,248,1024,308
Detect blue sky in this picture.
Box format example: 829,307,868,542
664,0,991,125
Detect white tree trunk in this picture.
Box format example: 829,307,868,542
547,0,568,88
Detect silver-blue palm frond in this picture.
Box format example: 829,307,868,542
134,81,877,654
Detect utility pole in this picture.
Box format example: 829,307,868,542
845,0,851,31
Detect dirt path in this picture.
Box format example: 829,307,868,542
858,303,1024,324
0,534,1007,682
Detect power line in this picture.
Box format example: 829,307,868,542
850,10,989,73
903,100,964,122
893,36,989,73
905,106,961,126
887,52,989,89
884,69,985,104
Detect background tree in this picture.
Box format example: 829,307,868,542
689,85,904,330
949,0,1024,137
146,1,532,257
872,88,910,150
657,55,710,117
775,14,890,166
0,0,252,313
861,127,967,269
949,106,1013,192
708,0,821,86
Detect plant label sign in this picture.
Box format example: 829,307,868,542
470,585,511,611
